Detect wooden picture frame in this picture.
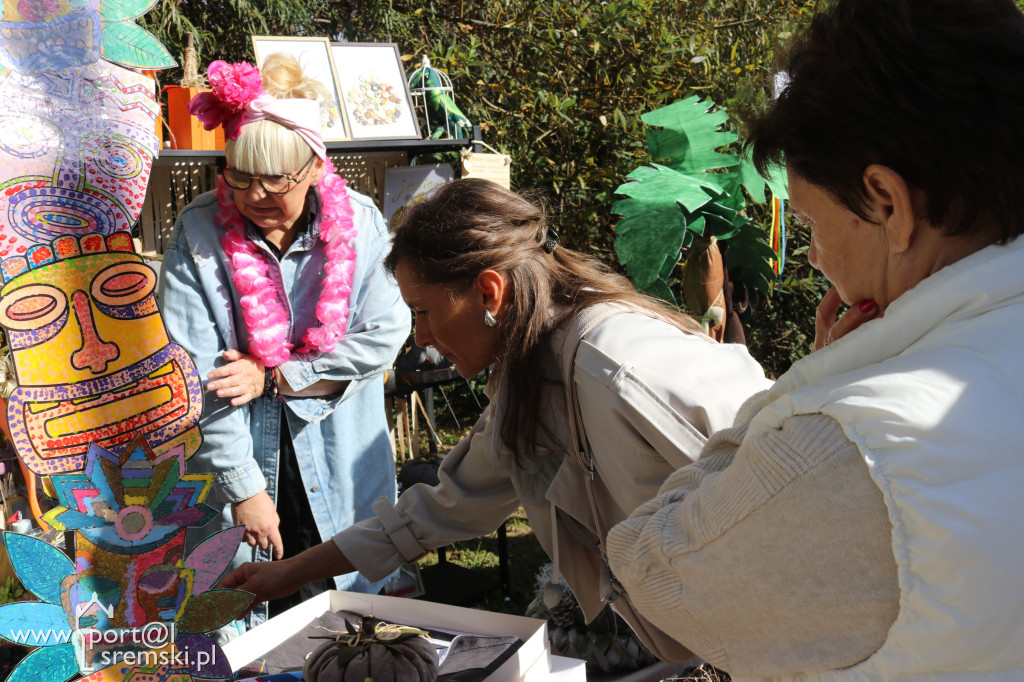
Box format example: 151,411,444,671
251,36,349,141
330,42,420,141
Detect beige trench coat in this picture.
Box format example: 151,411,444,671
334,307,770,647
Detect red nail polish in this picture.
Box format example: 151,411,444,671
859,299,877,313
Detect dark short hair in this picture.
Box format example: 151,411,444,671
746,0,1024,244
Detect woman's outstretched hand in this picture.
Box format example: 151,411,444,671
221,559,301,604
814,287,880,351
220,540,357,605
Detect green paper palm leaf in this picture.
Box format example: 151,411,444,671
643,97,737,177
613,96,785,302
613,164,723,290
735,148,789,204
723,223,781,296
101,20,176,69
681,186,747,241
644,278,677,305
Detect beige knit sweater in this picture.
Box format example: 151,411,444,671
606,402,900,677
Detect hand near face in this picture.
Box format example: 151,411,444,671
231,490,284,560
814,287,880,351
207,349,266,406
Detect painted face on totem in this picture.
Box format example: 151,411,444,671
0,233,202,475
66,530,192,630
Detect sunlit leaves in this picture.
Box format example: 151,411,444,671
612,94,783,301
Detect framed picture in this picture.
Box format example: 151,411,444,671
251,36,349,141
383,163,454,226
330,42,420,141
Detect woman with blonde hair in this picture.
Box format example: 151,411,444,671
157,54,409,632
224,177,770,661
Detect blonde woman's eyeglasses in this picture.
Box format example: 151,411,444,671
222,155,316,194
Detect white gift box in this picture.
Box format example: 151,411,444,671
221,590,585,681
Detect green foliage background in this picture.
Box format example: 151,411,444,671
147,0,824,377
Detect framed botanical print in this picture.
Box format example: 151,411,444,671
330,42,420,141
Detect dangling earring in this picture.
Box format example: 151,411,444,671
483,310,498,328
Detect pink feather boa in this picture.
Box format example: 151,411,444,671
216,158,358,367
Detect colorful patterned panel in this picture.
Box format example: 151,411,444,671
0,6,102,75
43,438,216,554
0,0,174,75
0,62,157,255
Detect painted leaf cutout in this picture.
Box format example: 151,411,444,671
0,602,72,646
100,0,159,21
177,589,254,633
185,525,246,594
3,532,75,604
176,634,233,679
100,21,176,70
4,644,78,682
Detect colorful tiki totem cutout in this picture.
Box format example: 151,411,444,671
0,4,254,681
0,233,203,476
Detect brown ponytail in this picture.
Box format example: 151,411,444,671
385,178,701,463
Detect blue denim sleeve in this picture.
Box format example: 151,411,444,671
156,213,268,505
276,196,410,421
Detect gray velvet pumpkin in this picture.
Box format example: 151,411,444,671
303,616,438,682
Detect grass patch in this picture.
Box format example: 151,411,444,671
416,508,549,616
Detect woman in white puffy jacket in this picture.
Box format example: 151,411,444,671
606,0,1024,679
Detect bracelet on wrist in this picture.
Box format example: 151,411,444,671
263,367,279,399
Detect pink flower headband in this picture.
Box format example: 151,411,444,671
188,60,327,161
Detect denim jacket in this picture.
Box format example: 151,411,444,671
157,185,409,618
